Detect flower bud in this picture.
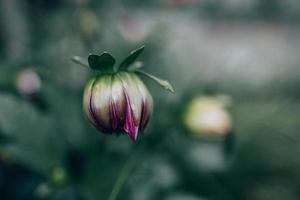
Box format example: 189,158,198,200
74,46,173,141
83,71,153,141
117,14,150,43
184,96,232,136
16,68,41,98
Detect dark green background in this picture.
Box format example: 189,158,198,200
0,0,300,199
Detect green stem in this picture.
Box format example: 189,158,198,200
107,128,172,200
107,150,139,200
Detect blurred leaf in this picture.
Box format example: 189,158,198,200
0,94,65,174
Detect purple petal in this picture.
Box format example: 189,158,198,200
123,89,139,141
118,72,143,126
83,78,98,127
139,99,151,131
110,101,119,130
111,75,126,129
90,76,113,132
131,74,153,132
90,91,110,132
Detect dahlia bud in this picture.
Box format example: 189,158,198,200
83,72,153,141
184,95,232,137
73,46,174,141
16,68,41,98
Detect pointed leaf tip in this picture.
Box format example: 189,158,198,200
71,56,89,68
88,52,116,72
158,79,175,93
119,45,145,70
136,70,175,93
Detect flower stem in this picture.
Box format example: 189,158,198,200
107,150,139,200
107,131,170,200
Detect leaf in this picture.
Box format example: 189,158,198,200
136,70,175,93
119,46,145,70
88,53,116,72
0,93,65,174
127,61,144,71
71,56,89,68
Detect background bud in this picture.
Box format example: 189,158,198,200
16,68,41,98
117,14,151,43
184,95,232,136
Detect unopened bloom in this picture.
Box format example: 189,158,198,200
117,14,150,43
184,95,232,136
83,72,153,141
16,68,41,97
73,46,174,141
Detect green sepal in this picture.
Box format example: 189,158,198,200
127,61,144,71
71,56,89,68
135,70,175,93
119,46,145,70
88,52,116,72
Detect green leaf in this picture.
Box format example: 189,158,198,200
127,61,144,71
0,93,65,174
119,46,145,70
88,53,116,72
71,56,89,68
136,70,175,93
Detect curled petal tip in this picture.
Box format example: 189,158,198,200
127,128,139,141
